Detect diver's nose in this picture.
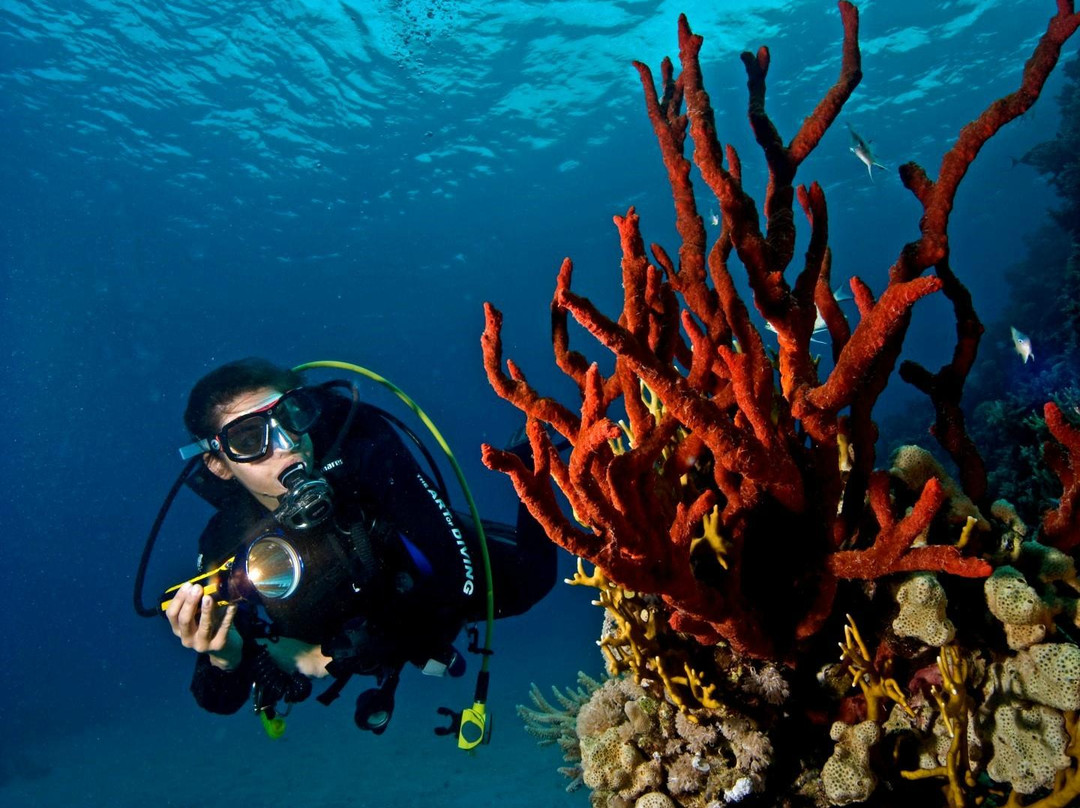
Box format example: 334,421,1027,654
268,417,299,453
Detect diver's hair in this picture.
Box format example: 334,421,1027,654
184,357,303,440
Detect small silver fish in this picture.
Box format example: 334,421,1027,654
1010,326,1033,363
765,286,853,343
847,123,886,181
708,210,720,227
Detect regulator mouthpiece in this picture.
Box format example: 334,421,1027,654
274,463,334,529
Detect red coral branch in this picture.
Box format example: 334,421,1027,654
827,474,992,579
898,258,988,508
482,303,581,442
1042,402,1080,551
801,276,942,423
896,3,1080,277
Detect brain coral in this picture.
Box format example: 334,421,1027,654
892,573,956,646
574,678,670,806
985,700,1070,794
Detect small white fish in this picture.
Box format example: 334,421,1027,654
847,123,886,181
708,210,720,227
1010,326,1033,363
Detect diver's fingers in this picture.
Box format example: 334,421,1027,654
197,594,215,637
164,582,188,635
211,604,238,649
176,585,204,644
183,591,221,652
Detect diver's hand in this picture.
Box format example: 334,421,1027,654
165,582,242,671
257,637,332,678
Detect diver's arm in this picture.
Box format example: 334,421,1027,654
186,608,258,715
190,653,252,715
188,634,323,715
191,636,317,715
182,596,268,715
257,637,331,678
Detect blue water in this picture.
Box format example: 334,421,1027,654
0,1,1069,804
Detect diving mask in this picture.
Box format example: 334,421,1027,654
179,388,321,462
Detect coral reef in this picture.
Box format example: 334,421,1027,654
489,2,1080,806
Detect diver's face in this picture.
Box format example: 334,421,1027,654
204,386,314,510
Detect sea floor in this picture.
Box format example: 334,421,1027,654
3,594,596,807
3,674,589,808
4,557,600,808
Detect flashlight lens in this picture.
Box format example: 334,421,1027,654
246,536,302,600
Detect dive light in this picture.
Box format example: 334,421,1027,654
160,532,305,612
160,463,330,611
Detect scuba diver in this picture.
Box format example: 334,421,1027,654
144,357,557,737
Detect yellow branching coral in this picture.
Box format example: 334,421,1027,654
653,657,722,713
957,515,978,549
689,505,729,570
838,614,914,722
569,559,660,676
900,646,975,808
837,428,854,474
615,380,688,463
569,559,723,717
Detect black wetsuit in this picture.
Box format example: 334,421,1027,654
186,385,556,715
